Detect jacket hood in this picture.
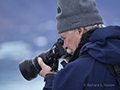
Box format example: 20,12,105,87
80,26,120,65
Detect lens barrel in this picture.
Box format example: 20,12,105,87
19,59,39,81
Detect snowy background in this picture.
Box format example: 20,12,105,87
0,0,120,90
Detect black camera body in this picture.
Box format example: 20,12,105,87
19,38,69,81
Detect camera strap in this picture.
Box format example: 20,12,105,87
106,64,120,89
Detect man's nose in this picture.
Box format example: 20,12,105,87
63,42,67,50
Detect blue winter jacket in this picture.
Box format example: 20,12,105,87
42,26,120,90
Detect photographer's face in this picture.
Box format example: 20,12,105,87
59,28,83,55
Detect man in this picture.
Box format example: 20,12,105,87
38,0,120,90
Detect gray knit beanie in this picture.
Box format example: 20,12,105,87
56,0,103,33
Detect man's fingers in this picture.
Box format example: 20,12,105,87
38,57,45,68
38,57,57,77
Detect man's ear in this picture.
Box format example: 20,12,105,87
77,27,86,39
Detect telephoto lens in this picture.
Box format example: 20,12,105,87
19,57,41,81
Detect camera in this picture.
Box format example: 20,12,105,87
19,38,70,81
